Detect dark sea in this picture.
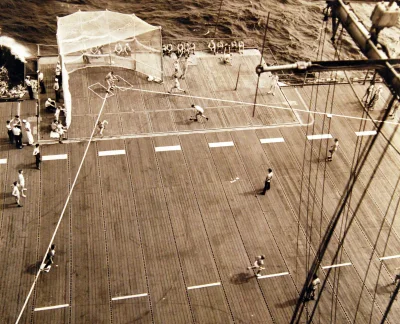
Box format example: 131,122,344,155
0,0,398,66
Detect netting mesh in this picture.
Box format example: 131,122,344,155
57,10,162,127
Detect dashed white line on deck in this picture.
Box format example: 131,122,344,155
0,158,7,164
355,130,377,136
307,134,333,140
187,282,221,290
34,304,69,312
98,149,126,156
208,141,234,148
155,145,181,152
257,272,289,279
260,137,285,144
112,293,148,301
379,255,400,261
322,262,352,269
42,154,68,161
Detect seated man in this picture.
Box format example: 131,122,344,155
220,53,233,66
45,98,57,112
114,43,123,56
51,120,59,131
123,43,132,56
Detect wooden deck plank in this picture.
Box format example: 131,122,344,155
32,143,70,324
120,111,152,134
134,188,192,323
96,140,150,321
69,142,111,323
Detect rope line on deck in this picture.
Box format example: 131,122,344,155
15,95,109,324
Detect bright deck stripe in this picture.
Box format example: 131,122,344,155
34,304,69,311
154,145,181,152
355,130,377,136
112,293,148,301
208,141,234,148
379,254,400,261
187,282,221,290
98,149,126,156
257,272,289,279
327,114,333,118
42,154,68,161
260,137,285,144
322,262,352,269
0,159,7,164
307,134,332,140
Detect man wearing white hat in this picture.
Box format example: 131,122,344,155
45,98,57,112
22,119,34,146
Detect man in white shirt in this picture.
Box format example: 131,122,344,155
33,144,41,170
12,181,22,207
247,255,265,277
6,120,14,144
45,98,57,112
18,170,27,197
168,77,186,94
260,169,273,195
12,125,23,149
37,70,46,94
190,104,208,122
22,120,34,145
54,78,60,102
25,76,34,100
327,138,339,161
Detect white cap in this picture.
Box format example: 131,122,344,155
22,119,27,123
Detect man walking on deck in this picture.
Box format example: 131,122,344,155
25,76,34,100
12,181,22,207
362,81,375,106
168,77,186,94
18,170,27,198
305,274,321,301
41,244,56,272
37,70,46,94
12,125,23,149
189,104,208,122
268,74,279,96
33,144,41,170
247,255,266,277
6,120,14,144
327,138,339,161
259,169,273,195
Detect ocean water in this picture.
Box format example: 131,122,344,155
0,0,398,64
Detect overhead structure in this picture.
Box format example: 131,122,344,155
56,10,163,127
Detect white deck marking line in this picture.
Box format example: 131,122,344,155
155,145,181,152
98,149,126,156
88,82,114,99
257,272,289,279
260,137,285,144
112,293,148,301
187,282,221,290
208,141,234,148
327,114,333,118
0,158,7,164
355,130,377,137
322,262,352,269
117,85,398,126
34,304,69,311
42,154,68,161
307,134,333,140
379,254,400,261
15,96,109,324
